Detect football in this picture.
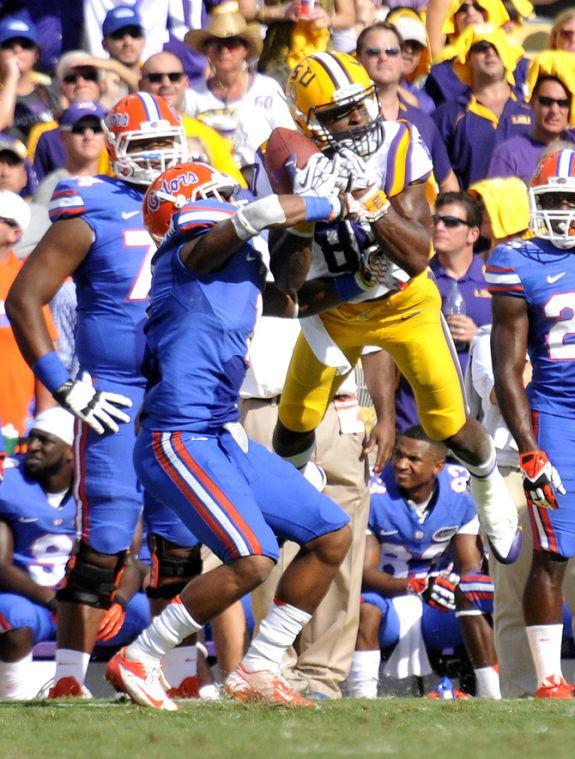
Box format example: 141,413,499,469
265,127,320,194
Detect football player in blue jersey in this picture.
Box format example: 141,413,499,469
5,93,202,699
488,147,575,699
0,407,149,699
103,161,355,710
347,426,500,699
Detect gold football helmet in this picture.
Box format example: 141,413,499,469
286,52,383,157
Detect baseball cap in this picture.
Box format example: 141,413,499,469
0,137,27,161
0,16,38,46
31,407,75,446
392,16,427,47
0,190,31,231
103,5,143,37
59,100,107,130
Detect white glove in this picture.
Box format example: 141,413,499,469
337,148,371,191
344,186,391,224
53,372,132,435
287,152,345,197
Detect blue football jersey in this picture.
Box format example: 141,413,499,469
49,175,155,385
140,199,266,432
0,462,76,588
486,238,575,416
368,463,477,578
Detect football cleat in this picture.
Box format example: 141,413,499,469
224,663,316,707
469,470,522,564
48,676,92,699
105,648,177,711
426,676,470,700
535,675,574,699
167,675,200,699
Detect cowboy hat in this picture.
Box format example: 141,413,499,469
185,10,263,59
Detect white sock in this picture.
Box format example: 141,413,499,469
127,596,202,661
347,650,380,698
474,665,501,699
162,645,198,688
526,624,564,686
54,648,90,686
0,653,33,699
242,599,311,673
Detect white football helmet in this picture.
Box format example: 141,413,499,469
529,148,575,250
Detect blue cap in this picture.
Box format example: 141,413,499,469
0,16,38,46
59,100,107,130
102,5,143,37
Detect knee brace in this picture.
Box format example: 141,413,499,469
146,535,202,599
57,542,128,609
455,573,494,617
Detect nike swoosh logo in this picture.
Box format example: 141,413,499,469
380,529,399,536
121,211,139,219
246,252,257,261
547,273,566,284
19,517,39,523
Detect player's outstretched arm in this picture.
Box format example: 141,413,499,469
6,220,132,435
491,293,536,452
0,522,57,609
180,194,342,275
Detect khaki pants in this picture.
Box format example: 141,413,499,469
241,397,369,698
491,467,575,697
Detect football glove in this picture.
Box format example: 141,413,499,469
286,152,343,197
345,186,391,224
53,372,132,435
519,449,566,510
97,597,127,642
407,570,460,612
356,246,395,288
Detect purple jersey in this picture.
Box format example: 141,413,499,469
368,463,476,579
486,238,575,417
0,462,76,589
49,175,154,386
141,199,265,432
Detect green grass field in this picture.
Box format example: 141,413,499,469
1,698,575,759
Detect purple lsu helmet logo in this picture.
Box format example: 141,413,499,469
146,170,200,212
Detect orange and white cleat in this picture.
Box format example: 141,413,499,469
105,648,177,711
535,675,574,699
167,675,200,699
48,676,92,699
224,663,315,707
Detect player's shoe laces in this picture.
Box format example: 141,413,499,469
224,662,316,707
48,676,92,699
535,675,574,699
167,675,199,699
469,472,522,564
105,648,177,711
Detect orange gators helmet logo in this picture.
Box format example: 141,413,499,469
529,149,575,249
104,93,188,186
143,162,238,243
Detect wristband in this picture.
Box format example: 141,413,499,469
114,594,128,611
334,273,367,301
303,196,335,222
33,351,71,394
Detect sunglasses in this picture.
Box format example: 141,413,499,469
71,122,104,135
205,36,247,50
364,46,401,58
558,29,575,40
63,69,99,84
455,2,483,13
536,95,570,109
0,216,19,228
470,41,495,54
432,214,471,228
144,71,184,84
108,26,144,41
1,36,36,50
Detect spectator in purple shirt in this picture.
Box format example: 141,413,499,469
488,51,575,183
432,25,532,189
396,192,491,432
356,22,459,192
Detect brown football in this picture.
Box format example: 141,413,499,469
265,127,320,194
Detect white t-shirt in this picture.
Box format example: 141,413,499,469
185,72,295,167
